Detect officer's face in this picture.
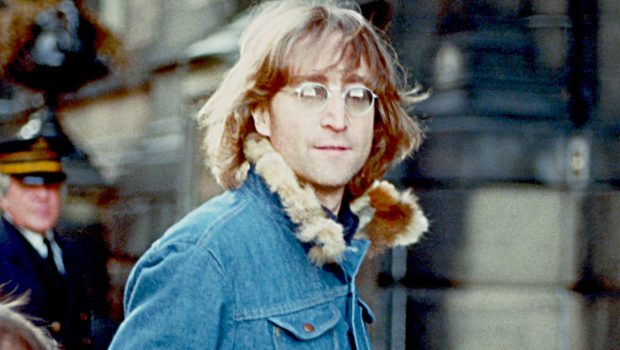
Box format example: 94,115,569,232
0,177,62,234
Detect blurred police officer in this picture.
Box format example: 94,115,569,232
0,118,112,349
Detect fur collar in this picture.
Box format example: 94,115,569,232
243,133,429,266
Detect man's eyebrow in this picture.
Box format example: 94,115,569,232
289,74,328,85
288,72,371,86
343,73,371,86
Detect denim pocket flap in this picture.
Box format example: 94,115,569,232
268,303,341,340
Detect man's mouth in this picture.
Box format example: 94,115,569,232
314,145,350,151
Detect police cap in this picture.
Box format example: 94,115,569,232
0,136,67,184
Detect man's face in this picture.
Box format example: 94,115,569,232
0,177,62,234
254,33,375,192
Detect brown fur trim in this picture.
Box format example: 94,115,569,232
353,181,428,255
303,219,346,266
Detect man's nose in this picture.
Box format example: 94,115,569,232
320,95,348,131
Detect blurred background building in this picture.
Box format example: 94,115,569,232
2,0,619,349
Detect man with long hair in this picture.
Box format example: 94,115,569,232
110,1,428,348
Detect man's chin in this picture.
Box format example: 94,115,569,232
293,162,363,190
304,175,354,191
24,222,56,234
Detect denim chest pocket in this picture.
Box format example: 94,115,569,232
268,303,344,349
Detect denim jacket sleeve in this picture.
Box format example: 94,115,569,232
108,238,233,349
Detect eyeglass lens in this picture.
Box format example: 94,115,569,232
296,83,375,115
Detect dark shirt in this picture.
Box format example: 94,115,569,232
324,192,360,244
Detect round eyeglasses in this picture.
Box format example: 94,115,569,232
285,82,378,116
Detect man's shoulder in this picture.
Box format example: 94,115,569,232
0,219,21,249
130,187,288,279
154,188,278,251
0,220,31,270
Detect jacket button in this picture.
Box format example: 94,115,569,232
303,323,315,333
50,321,62,333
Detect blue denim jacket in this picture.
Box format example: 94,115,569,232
109,170,375,349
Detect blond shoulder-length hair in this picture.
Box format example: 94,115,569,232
197,0,425,198
0,295,58,350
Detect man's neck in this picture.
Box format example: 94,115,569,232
312,185,345,215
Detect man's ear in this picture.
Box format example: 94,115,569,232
251,105,271,137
